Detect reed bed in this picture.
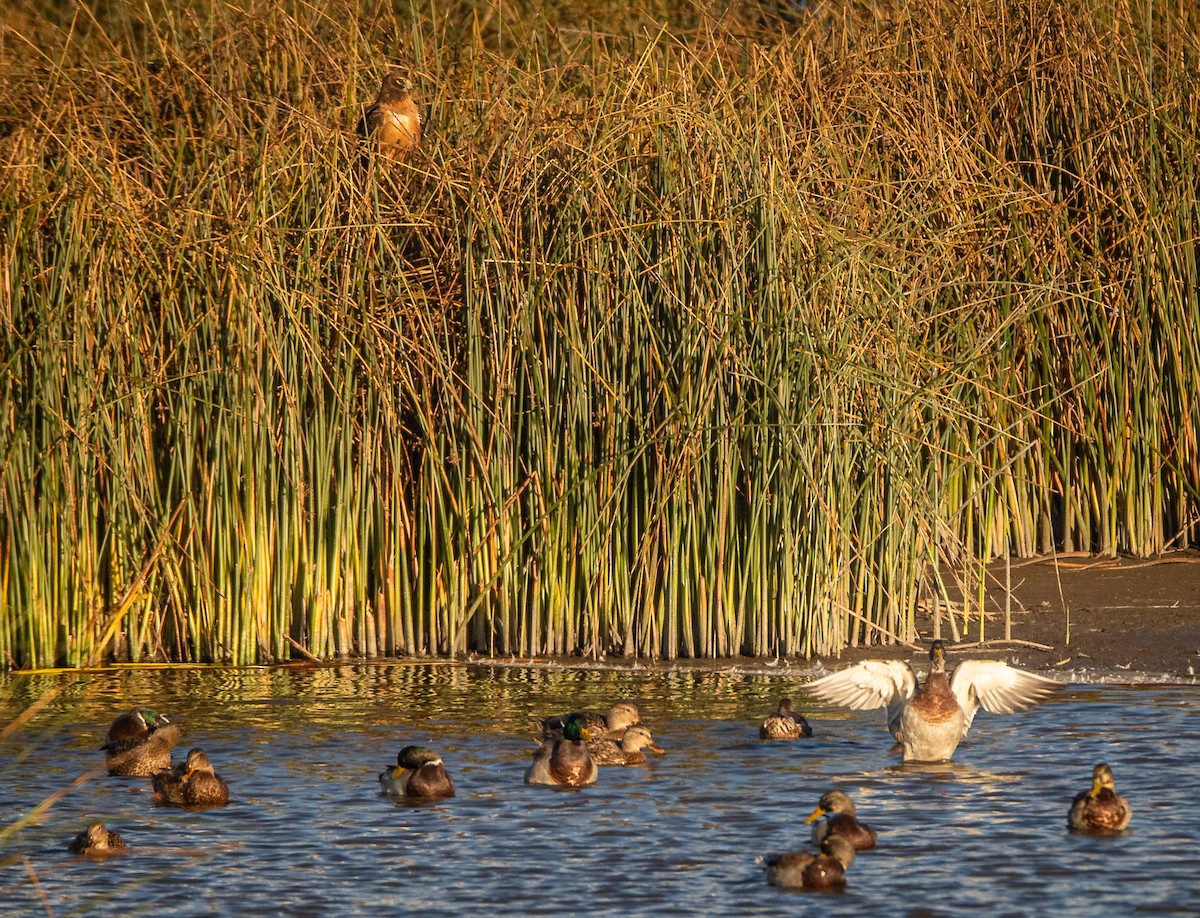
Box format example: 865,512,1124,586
0,0,1197,667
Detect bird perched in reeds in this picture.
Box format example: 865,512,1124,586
67,822,127,855
151,748,229,807
1068,763,1132,833
804,640,1061,762
764,835,856,890
542,701,641,742
806,790,878,850
526,712,598,786
357,73,421,161
379,745,456,799
587,725,664,766
102,708,182,777
759,697,813,740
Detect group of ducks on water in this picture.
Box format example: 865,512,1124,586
69,640,1135,890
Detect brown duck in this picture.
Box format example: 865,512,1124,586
102,708,181,777
379,745,456,799
587,725,664,766
805,790,878,851
151,748,229,807
1068,763,1132,833
525,713,597,786
764,835,856,890
759,698,813,740
542,702,641,742
68,822,127,855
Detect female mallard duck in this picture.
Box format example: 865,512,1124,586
102,708,182,777
759,698,813,740
542,701,641,741
805,790,878,850
526,713,598,786
1068,763,1132,833
151,748,229,807
587,725,664,766
804,640,1061,763
67,822,127,855
379,746,456,799
764,835,856,890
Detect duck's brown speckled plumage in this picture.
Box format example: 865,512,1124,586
587,725,664,766
1069,763,1132,833
542,702,641,742
67,822,127,855
151,748,229,807
759,698,813,740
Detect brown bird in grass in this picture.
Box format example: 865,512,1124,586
358,73,421,161
764,835,856,890
67,822,127,856
151,748,229,807
1068,763,1132,833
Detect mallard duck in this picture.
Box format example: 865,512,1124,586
379,745,456,799
587,725,664,766
542,701,641,741
102,708,182,777
804,640,1061,762
764,835,856,890
1068,763,1132,833
525,712,598,786
759,698,813,740
67,822,126,855
151,748,229,807
805,790,878,850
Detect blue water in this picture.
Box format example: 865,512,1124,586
1,663,1196,915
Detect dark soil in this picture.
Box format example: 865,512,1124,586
826,551,1200,680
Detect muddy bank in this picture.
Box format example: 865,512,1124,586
826,551,1200,681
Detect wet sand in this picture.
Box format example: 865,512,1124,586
827,551,1200,680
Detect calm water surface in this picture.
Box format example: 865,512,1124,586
1,662,1197,916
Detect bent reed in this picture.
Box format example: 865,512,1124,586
1,0,1197,668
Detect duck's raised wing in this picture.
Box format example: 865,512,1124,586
806,661,916,738
949,660,1061,729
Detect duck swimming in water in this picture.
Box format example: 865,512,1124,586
587,725,664,766
526,713,598,786
805,790,878,850
379,746,456,799
542,701,641,742
764,835,856,890
1068,763,1132,833
102,708,181,777
151,748,229,807
804,641,1061,762
759,698,813,740
67,822,127,855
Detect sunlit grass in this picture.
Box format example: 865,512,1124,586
1,0,1197,667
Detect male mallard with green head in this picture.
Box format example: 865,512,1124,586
67,822,127,855
526,712,598,786
151,748,229,807
542,701,641,742
587,724,664,766
805,640,1061,762
1068,763,1132,833
102,708,182,777
759,698,813,740
764,835,856,890
379,745,456,799
805,790,878,850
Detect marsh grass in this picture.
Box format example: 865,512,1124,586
1,0,1197,667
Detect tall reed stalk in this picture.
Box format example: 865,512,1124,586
1,0,1196,667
